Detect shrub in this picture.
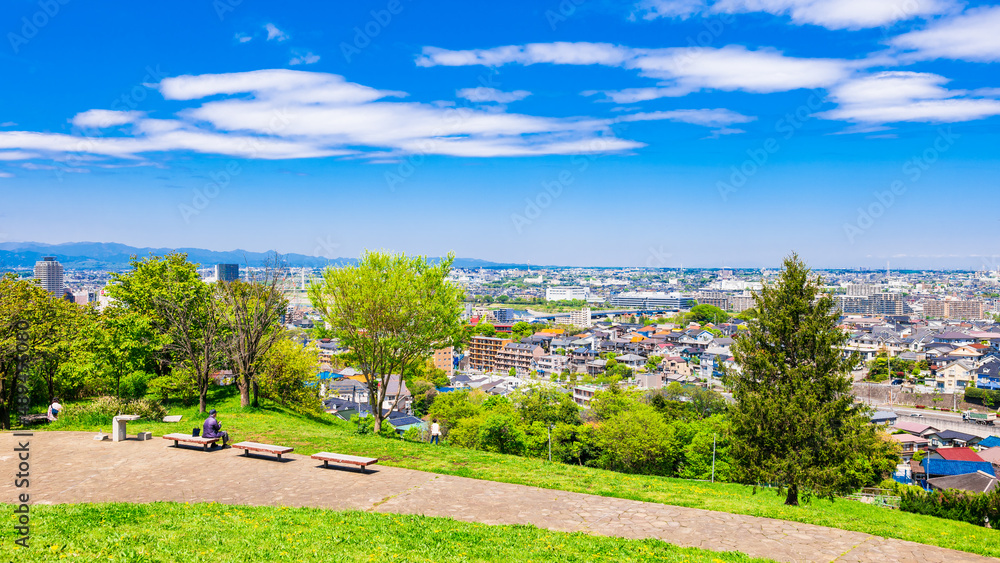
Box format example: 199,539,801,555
402,426,425,442
477,412,527,456
119,371,152,400
900,487,1000,526
53,396,168,427
350,414,398,439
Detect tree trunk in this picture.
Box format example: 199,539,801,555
784,484,799,506
252,380,259,408
199,392,207,414
239,376,250,407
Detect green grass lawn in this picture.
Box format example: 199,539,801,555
0,503,773,563
40,387,1000,558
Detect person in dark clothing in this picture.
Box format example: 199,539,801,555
202,409,230,447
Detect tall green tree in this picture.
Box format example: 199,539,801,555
729,254,897,505
217,272,287,408
0,275,56,428
309,251,465,432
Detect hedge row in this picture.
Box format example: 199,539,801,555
964,387,1000,407
900,487,1000,526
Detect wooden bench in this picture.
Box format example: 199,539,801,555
232,441,293,460
163,433,220,451
311,452,379,473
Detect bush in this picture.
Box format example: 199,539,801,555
477,412,527,456
119,371,152,400
53,396,168,427
402,425,426,442
964,387,1000,407
350,414,398,439
900,487,1000,526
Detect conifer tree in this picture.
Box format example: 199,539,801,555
729,254,897,505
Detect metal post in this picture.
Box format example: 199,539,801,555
711,433,717,483
548,425,552,462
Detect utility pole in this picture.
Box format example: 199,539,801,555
547,424,553,462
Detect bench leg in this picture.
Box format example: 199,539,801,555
323,460,329,469
277,453,282,460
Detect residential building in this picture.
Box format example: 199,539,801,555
924,298,985,320
935,359,977,392
546,286,590,301
468,336,512,372
846,283,881,296
492,308,515,324
33,256,64,295
433,346,454,377
495,343,544,374
537,354,568,375
609,291,695,309
572,384,600,408
569,307,592,328
215,263,239,282
835,293,909,315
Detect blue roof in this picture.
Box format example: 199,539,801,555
871,411,898,422
977,380,1000,390
924,459,996,477
934,429,979,441
316,371,343,380
978,436,1000,448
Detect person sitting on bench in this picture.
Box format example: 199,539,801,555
202,409,230,448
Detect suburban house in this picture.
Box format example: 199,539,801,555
934,359,977,391
893,420,940,438
890,433,929,458
927,471,998,493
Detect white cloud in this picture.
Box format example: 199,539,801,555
818,71,1000,124
457,87,531,103
71,109,144,129
633,0,706,20
265,23,288,41
0,171,13,178
891,6,1000,62
289,52,321,65
0,122,16,127
421,43,855,98
0,150,39,160
634,0,958,29
620,108,756,136
235,33,252,43
0,69,761,162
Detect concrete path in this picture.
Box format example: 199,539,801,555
1,432,995,563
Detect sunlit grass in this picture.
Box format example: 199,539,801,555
0,503,774,563
41,387,1000,557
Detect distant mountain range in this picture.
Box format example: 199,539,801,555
0,242,524,270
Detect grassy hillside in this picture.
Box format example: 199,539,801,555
0,503,774,563
42,387,1000,558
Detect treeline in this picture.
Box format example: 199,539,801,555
0,253,321,429
420,383,734,480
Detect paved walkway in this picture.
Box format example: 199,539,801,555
1,432,995,563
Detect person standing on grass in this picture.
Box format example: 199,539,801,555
47,397,62,422
202,409,230,447
430,419,441,445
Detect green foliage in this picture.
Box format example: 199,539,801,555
51,396,168,427
310,251,465,432
477,412,527,455
350,414,398,439
147,366,198,403
689,304,730,325
964,387,1000,408
514,386,580,426
402,425,425,442
901,487,1000,527
729,254,898,506
596,403,676,475
119,371,152,400
257,337,323,413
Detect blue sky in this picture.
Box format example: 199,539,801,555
1,0,998,268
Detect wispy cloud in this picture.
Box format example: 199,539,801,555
235,32,252,43
420,43,856,99
457,87,531,103
633,0,958,30
265,23,288,41
0,69,752,162
289,51,321,65
891,6,1000,63
818,71,1000,125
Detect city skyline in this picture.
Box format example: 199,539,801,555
1,1,998,268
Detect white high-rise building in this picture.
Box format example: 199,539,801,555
545,286,590,301
569,307,592,328
34,256,64,296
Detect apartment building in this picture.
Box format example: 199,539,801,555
569,307,592,328
572,384,600,408
836,293,909,315
468,336,512,372
537,354,568,375
546,286,590,301
433,346,454,377
34,256,64,296
609,291,695,309
495,343,544,375
923,298,985,320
